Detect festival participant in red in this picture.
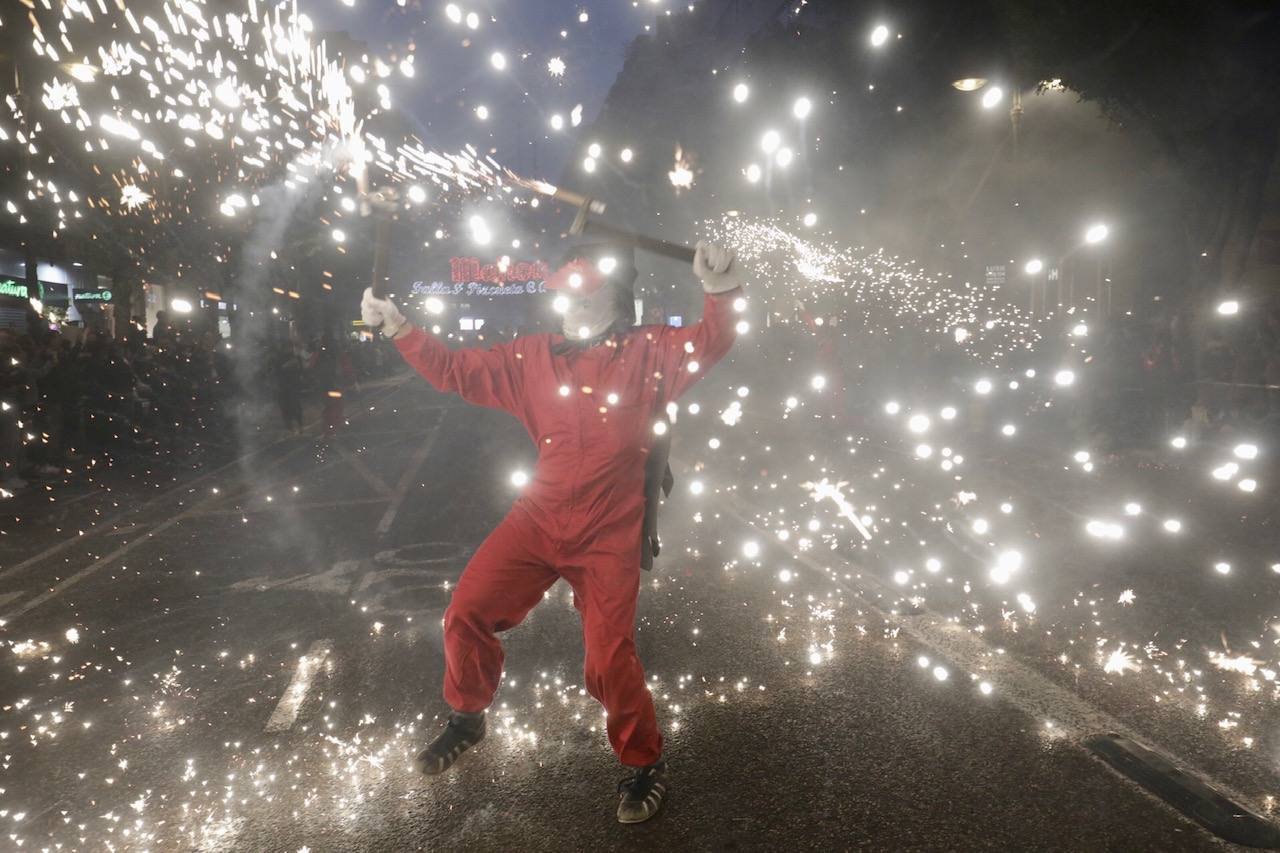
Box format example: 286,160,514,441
360,240,743,823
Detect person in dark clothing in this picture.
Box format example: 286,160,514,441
274,342,305,435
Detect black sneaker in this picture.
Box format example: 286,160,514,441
616,760,668,824
414,712,486,775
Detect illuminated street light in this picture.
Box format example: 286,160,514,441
1024,258,1043,275
733,82,749,103
870,24,890,47
760,130,781,154
489,51,507,70
792,97,812,120
952,77,987,92
775,147,794,167
1084,222,1109,244
981,86,1004,109
745,163,762,183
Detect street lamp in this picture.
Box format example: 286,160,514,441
1023,259,1044,314
870,24,890,47
760,130,781,154
1083,223,1110,314
981,86,1004,109
951,77,987,92
792,97,812,120
732,83,749,103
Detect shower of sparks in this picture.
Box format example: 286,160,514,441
2,1,1277,848
6,0,517,284
669,145,695,191
705,214,1043,363
1103,648,1139,675
120,184,152,210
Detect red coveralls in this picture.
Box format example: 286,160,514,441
394,289,741,766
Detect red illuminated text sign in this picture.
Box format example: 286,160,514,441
450,257,549,284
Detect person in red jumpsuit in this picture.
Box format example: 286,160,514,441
360,240,743,823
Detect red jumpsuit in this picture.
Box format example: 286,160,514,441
394,290,741,766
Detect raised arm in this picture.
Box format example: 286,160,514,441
656,241,744,401
657,289,742,401
393,326,523,412
362,288,522,412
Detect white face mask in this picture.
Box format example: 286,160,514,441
558,283,625,340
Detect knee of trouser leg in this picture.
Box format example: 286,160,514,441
583,633,636,683
444,598,489,638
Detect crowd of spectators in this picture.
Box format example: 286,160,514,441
0,316,398,496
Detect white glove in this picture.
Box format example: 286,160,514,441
361,287,407,338
693,241,743,294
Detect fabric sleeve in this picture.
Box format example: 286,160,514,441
394,326,522,413
654,288,742,402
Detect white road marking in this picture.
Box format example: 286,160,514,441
717,487,1270,823
264,639,333,732
335,445,395,496
375,410,446,537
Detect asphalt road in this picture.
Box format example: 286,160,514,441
0,366,1275,851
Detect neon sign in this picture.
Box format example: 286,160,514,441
0,278,30,299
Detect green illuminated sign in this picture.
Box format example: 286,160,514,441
0,278,30,299
73,289,113,303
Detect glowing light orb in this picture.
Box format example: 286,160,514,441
424,297,445,315
743,540,761,559
733,82,749,103
1054,369,1076,386
510,470,529,487
1217,299,1239,316
870,24,890,46
792,97,812,119
907,414,930,434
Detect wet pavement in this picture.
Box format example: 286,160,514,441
0,369,1272,851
